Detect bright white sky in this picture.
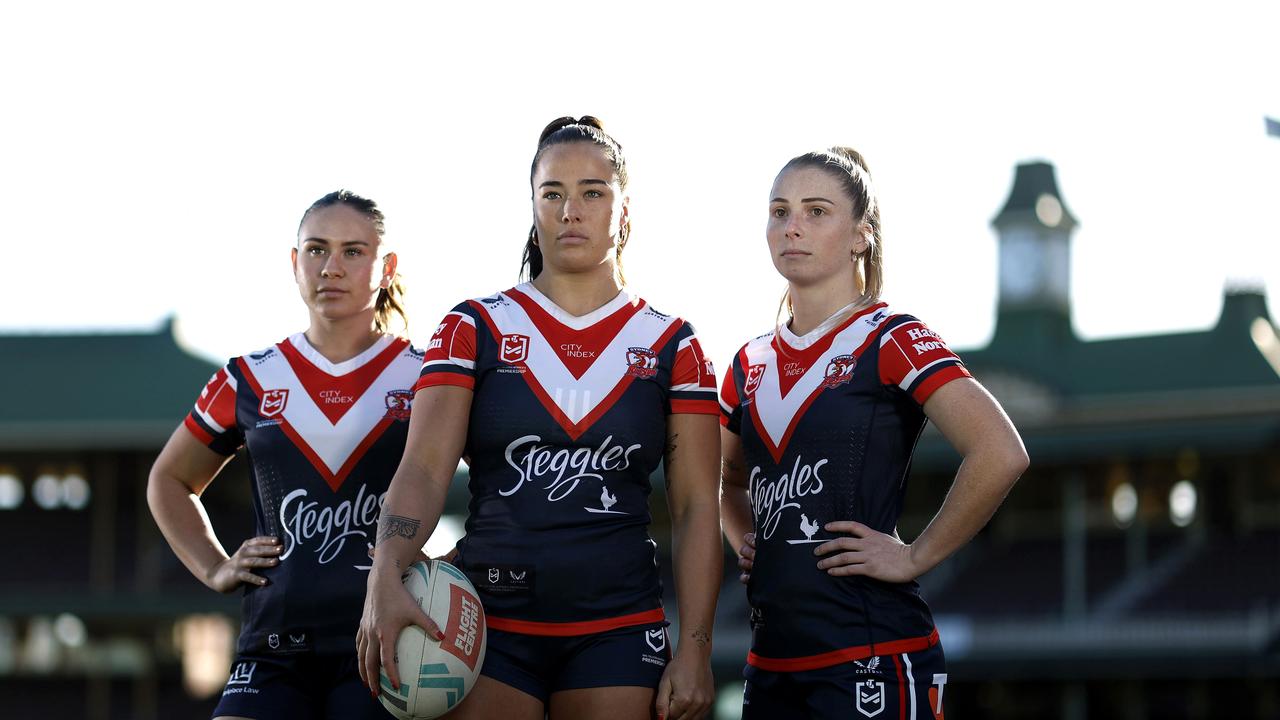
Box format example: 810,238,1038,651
2,1,1278,373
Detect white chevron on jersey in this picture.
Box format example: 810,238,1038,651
473,285,680,434
743,305,892,461
237,335,412,488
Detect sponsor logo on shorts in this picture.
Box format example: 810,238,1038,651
854,656,882,675
267,633,280,650
930,673,948,719
641,628,668,667
227,661,256,685
223,661,261,697
856,678,886,717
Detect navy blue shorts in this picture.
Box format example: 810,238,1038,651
481,622,671,703
211,651,385,720
742,642,947,720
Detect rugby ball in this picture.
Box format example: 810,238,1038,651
378,560,487,719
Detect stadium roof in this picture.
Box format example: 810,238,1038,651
0,318,220,450
913,288,1280,470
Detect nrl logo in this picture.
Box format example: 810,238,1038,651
644,628,666,653
500,334,529,365
856,678,885,717
259,389,288,418
488,568,500,584
743,364,766,396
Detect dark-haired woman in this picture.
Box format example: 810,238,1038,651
148,191,422,720
719,148,1028,719
358,117,721,720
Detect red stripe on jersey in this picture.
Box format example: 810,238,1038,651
469,300,685,441
746,326,883,465
183,414,216,446
670,398,719,415
911,365,971,405
672,337,716,390
719,363,741,413
414,372,476,392
506,286,643,380
194,368,237,430
424,312,477,367
236,356,397,493
278,338,406,426
894,654,907,720
486,608,665,637
746,628,940,672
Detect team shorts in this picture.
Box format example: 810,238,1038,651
211,651,385,720
742,642,946,720
481,622,671,703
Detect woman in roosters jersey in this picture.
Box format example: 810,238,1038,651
719,149,1028,720
147,191,420,720
358,117,721,720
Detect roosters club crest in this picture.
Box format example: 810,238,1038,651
500,334,529,364
625,346,658,379
822,354,856,389
744,364,766,396
259,389,289,418
384,390,413,421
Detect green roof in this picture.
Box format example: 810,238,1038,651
0,318,221,450
910,289,1280,471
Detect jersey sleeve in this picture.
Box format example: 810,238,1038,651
877,315,971,405
667,323,718,415
719,348,745,434
415,303,479,392
183,363,244,456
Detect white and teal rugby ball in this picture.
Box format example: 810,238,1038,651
379,560,487,720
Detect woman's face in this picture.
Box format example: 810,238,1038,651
766,166,866,289
292,203,394,324
531,142,628,277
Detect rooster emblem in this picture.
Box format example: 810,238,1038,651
586,486,623,514
800,514,819,541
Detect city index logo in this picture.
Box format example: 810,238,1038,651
500,334,529,364
259,389,288,418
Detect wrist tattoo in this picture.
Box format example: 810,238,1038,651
690,626,710,648
664,433,679,461
378,514,421,543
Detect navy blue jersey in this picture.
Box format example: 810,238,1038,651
720,303,969,671
416,284,718,635
185,333,422,654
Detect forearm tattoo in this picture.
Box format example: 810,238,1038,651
690,625,711,648
664,433,680,463
722,457,743,474
378,514,421,543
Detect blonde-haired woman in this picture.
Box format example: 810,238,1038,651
719,149,1028,718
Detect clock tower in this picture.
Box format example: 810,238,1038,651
991,161,1079,348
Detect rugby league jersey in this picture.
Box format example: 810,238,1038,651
185,333,422,654
720,302,970,671
416,283,718,635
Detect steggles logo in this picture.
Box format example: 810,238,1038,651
750,455,827,540
278,483,386,566
502,434,642,501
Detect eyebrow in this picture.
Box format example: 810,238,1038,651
301,237,371,247
539,179,610,189
770,197,837,205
